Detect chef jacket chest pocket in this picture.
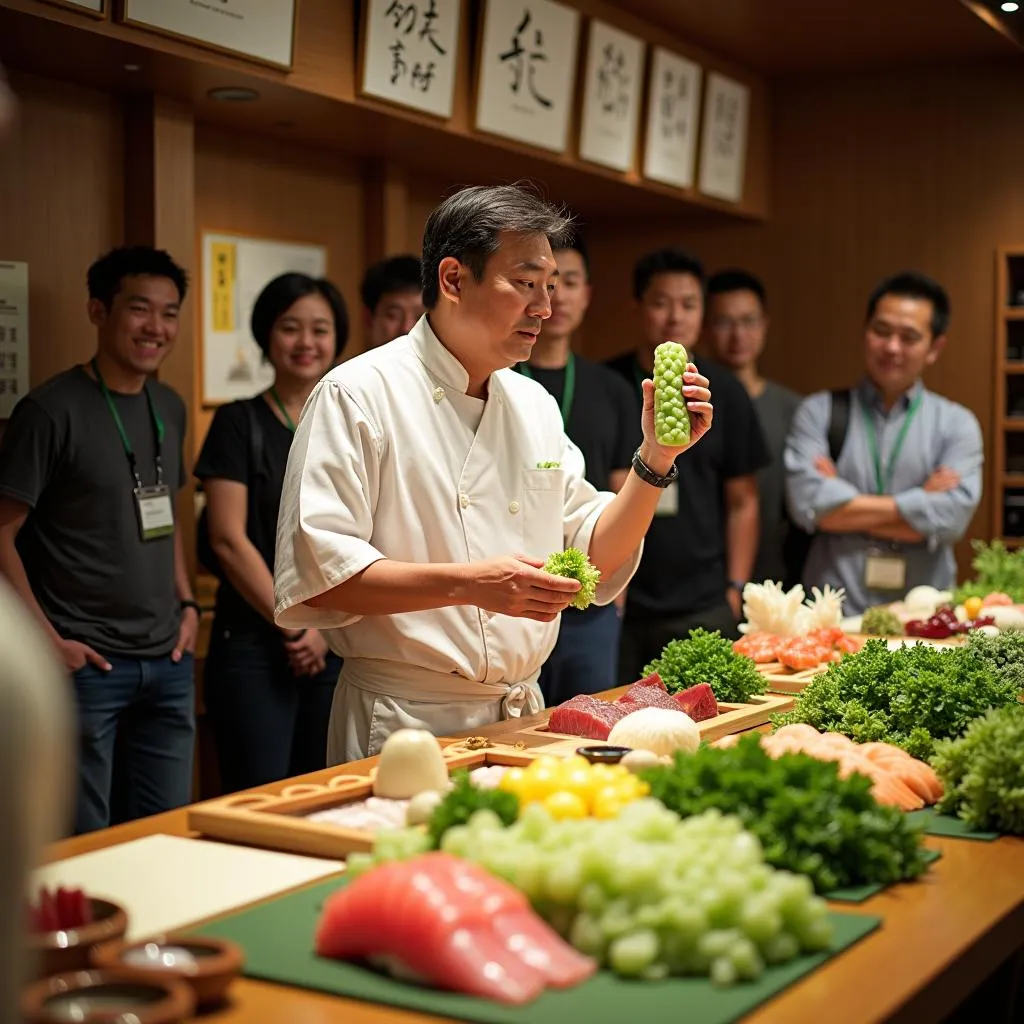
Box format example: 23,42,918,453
520,468,565,558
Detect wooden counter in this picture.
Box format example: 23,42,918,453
43,705,1024,1024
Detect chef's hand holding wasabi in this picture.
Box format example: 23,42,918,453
273,184,713,764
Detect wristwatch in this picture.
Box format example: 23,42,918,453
180,599,201,616
631,447,679,489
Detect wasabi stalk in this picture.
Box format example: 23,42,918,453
544,547,601,611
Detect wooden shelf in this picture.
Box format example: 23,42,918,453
995,536,1024,549
0,0,769,224
993,246,1024,539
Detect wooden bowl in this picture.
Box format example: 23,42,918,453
21,968,195,1023
27,898,129,979
91,934,244,1006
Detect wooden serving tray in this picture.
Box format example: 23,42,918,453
755,664,827,694
513,693,795,745
187,745,540,862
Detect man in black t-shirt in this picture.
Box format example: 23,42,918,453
607,248,769,683
0,246,198,835
517,235,637,705
360,254,424,349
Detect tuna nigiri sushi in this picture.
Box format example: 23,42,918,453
315,852,596,1005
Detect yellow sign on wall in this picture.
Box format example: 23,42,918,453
210,242,236,333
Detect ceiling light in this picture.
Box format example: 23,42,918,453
1001,2,1019,12
206,86,260,103
123,63,141,72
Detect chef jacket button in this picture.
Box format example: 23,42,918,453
459,493,470,509
508,500,520,514
433,387,445,403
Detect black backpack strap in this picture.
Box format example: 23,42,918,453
827,389,852,463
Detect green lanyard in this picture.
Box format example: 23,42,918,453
517,353,576,428
269,387,296,432
860,391,923,494
91,359,164,488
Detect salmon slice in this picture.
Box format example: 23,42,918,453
316,853,596,1004
773,723,823,743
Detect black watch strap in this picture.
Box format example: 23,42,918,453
180,599,201,616
631,447,679,489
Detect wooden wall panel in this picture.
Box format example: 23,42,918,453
192,126,365,445
582,59,1024,567
0,71,123,389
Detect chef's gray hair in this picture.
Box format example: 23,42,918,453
420,182,573,309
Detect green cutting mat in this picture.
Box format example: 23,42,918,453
189,877,880,1024
825,848,941,903
906,808,1000,841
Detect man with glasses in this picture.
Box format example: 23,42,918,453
703,270,802,586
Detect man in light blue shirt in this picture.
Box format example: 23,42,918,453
784,272,983,615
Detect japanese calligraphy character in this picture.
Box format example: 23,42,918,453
714,93,739,155
411,61,436,92
418,0,446,56
659,68,691,141
389,39,408,85
499,9,552,110
385,0,417,34
597,42,629,118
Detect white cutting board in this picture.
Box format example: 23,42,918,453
34,834,344,940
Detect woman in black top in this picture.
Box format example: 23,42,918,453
194,273,347,792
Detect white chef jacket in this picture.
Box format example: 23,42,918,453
274,315,641,763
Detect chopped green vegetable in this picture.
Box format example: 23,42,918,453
932,704,1024,835
641,735,930,893
653,341,691,447
544,547,601,610
953,539,1024,604
425,770,519,848
536,460,561,469
773,637,1023,760
860,606,904,637
643,628,765,704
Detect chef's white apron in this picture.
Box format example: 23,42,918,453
326,657,545,764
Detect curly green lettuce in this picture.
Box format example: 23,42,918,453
643,628,765,704
932,705,1024,834
544,547,601,611
773,637,1022,760
641,736,930,893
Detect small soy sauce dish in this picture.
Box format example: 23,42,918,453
576,745,632,765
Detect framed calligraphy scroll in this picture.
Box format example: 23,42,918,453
120,0,296,70
39,0,107,17
698,71,750,203
360,0,461,119
578,20,645,173
474,0,580,154
642,47,702,191
201,231,327,404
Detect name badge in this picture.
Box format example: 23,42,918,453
864,552,907,592
654,481,679,517
134,485,174,542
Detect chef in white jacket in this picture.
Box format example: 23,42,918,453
274,184,713,763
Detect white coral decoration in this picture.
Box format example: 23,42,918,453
738,581,846,637
803,585,846,630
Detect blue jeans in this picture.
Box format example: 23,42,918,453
539,602,623,707
72,653,195,835
203,625,340,794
